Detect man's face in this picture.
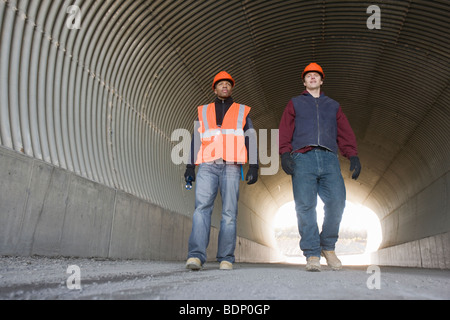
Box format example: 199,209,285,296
214,80,233,99
303,72,323,90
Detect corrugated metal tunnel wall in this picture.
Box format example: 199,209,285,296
0,0,449,268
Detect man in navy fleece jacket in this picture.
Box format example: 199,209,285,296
278,63,362,272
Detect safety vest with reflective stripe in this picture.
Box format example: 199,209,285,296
196,102,251,164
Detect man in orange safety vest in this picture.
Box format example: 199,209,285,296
184,71,259,270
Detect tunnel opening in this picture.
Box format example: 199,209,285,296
272,200,382,266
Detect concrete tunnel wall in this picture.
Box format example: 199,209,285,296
0,1,449,268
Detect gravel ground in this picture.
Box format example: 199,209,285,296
1,255,449,301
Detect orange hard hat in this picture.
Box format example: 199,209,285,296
302,63,325,79
212,71,235,90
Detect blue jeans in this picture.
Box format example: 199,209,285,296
291,149,346,258
188,163,241,264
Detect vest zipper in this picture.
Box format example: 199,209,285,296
220,99,225,128
315,98,320,146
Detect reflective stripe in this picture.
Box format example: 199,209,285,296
236,104,246,131
222,129,244,136
201,128,244,138
201,129,222,139
201,104,209,132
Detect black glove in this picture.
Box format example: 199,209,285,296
246,166,258,185
184,165,196,183
281,152,295,175
350,156,361,180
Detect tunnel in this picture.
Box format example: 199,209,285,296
0,0,449,269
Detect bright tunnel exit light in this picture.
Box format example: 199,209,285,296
273,200,382,266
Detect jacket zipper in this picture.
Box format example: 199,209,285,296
222,99,225,124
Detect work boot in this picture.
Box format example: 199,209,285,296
305,256,321,272
219,261,233,270
186,257,202,271
321,250,342,270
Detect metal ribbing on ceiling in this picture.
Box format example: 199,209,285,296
0,0,449,249
0,0,186,212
